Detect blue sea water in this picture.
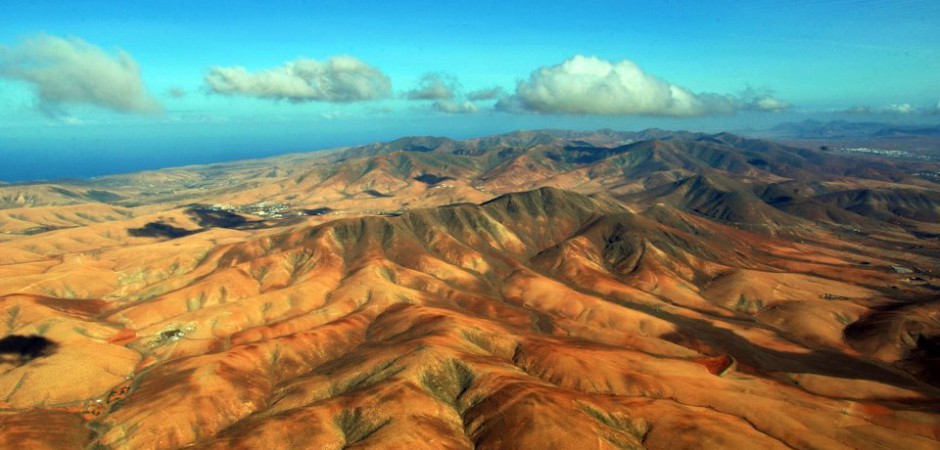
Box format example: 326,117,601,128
0,116,513,183
0,139,322,183
0,122,383,183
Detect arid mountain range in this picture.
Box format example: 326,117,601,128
0,129,939,449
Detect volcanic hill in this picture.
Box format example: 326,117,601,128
0,129,939,449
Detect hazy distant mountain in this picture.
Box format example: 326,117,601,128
769,119,940,139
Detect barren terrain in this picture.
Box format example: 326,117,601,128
0,130,938,449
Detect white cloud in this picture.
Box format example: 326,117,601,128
205,56,391,102
841,103,932,115
499,55,739,116
882,103,914,114
432,99,478,114
466,86,504,101
738,87,790,112
59,115,84,125
405,73,482,114
0,34,163,116
405,73,459,100
841,105,872,114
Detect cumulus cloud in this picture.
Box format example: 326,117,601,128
882,103,915,114
432,99,478,114
405,72,459,100
404,73,484,114
841,103,931,115
498,55,738,116
0,34,163,116
466,86,504,101
738,87,790,112
498,55,792,117
841,105,872,114
205,56,391,102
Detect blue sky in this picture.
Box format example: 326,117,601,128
1,0,938,181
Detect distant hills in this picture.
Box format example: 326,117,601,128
768,119,940,139
1,128,938,235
